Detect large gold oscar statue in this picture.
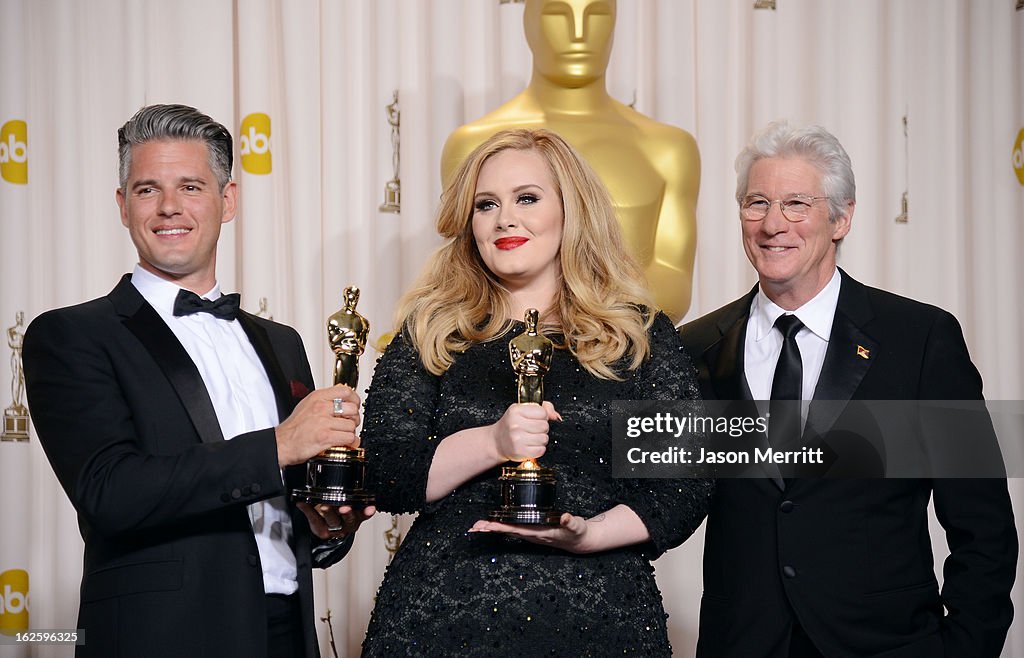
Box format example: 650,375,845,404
441,0,700,322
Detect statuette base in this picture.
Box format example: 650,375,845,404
489,463,562,526
292,446,375,506
1,409,28,442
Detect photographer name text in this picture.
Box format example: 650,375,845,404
626,446,824,465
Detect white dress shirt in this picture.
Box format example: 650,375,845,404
744,268,842,405
131,265,298,595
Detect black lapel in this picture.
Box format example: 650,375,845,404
704,288,757,403
701,287,784,490
236,311,293,424
110,275,224,444
807,270,877,437
236,311,308,492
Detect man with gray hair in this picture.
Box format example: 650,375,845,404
680,120,1016,657
24,104,373,657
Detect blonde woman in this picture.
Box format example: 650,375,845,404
362,129,709,656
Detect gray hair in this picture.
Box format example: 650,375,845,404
117,104,233,190
735,120,855,223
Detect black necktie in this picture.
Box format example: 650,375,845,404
768,314,804,454
172,289,241,321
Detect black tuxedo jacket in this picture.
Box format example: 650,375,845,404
679,270,1016,658
24,275,347,658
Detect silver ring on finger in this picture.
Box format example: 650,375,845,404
332,398,345,416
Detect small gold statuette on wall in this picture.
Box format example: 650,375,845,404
384,514,403,563
895,115,909,224
3,312,29,442
292,287,375,505
379,91,401,213
255,296,273,320
489,309,562,525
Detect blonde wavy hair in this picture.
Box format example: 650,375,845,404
396,128,654,380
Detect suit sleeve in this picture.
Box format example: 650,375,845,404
924,311,1018,657
612,313,713,558
24,309,287,539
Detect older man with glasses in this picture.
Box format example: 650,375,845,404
679,120,1016,658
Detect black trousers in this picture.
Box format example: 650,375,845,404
266,593,305,658
789,620,825,658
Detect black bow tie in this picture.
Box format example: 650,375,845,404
172,289,241,321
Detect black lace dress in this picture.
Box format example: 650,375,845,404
361,313,711,657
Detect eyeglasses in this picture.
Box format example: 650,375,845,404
740,194,830,222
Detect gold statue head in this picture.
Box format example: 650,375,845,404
432,128,645,327
523,308,540,335
524,0,615,87
343,285,360,312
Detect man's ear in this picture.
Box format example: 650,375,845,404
221,181,238,225
832,200,854,242
116,187,129,228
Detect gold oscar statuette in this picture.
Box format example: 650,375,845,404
292,287,374,506
2,312,29,442
489,309,563,525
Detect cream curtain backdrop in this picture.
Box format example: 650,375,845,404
0,1,1021,656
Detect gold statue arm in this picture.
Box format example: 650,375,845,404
643,128,700,324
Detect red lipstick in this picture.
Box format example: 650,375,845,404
495,237,528,250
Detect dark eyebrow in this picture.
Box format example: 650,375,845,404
474,183,544,201
130,178,159,191
130,176,208,191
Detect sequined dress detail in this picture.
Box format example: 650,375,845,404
361,313,710,656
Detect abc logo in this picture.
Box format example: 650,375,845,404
0,569,29,633
1013,128,1024,187
0,120,28,185
240,113,272,175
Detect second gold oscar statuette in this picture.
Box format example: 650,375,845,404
291,286,375,506
488,309,563,525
